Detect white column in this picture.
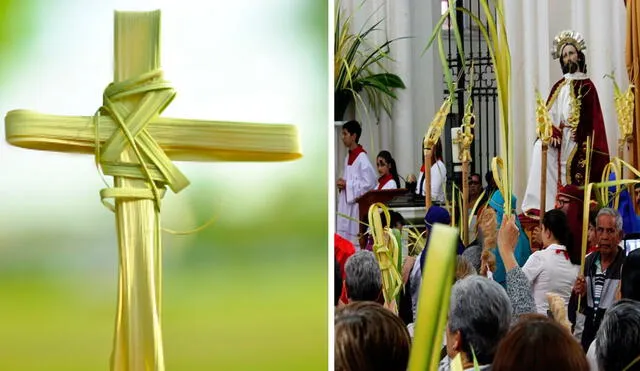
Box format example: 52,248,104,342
342,0,385,161
548,0,572,83
537,0,551,97
613,1,630,167
612,0,630,159
567,0,626,156
612,1,629,89
588,0,616,155
409,0,440,178
360,0,383,160
378,112,393,153
387,0,414,179
571,0,589,44
521,0,540,208
505,0,527,208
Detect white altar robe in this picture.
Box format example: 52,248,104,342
378,177,398,190
336,151,377,247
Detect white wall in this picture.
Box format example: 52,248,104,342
408,0,441,178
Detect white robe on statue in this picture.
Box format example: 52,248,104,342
522,73,584,214
337,147,377,247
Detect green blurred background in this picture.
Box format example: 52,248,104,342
0,0,328,370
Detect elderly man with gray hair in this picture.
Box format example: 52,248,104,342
344,250,383,303
573,208,627,351
439,275,512,371
595,299,640,371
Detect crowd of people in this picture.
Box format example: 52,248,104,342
335,198,640,370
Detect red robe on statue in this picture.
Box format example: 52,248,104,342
522,74,610,217
520,74,609,247
546,77,610,186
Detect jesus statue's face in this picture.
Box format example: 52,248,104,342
561,44,580,74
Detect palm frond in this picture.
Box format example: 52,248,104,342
334,0,407,121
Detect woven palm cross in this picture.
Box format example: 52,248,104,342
4,10,301,370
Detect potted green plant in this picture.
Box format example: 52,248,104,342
334,1,406,121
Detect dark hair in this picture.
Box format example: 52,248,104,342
377,150,400,188
432,139,443,161
335,258,343,306
384,210,406,229
470,172,482,182
621,249,640,301
342,120,362,143
542,209,578,264
485,170,494,185
485,170,497,196
335,302,411,371
492,314,589,371
559,44,587,74
595,299,640,371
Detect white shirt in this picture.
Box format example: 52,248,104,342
416,160,447,203
522,244,580,314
